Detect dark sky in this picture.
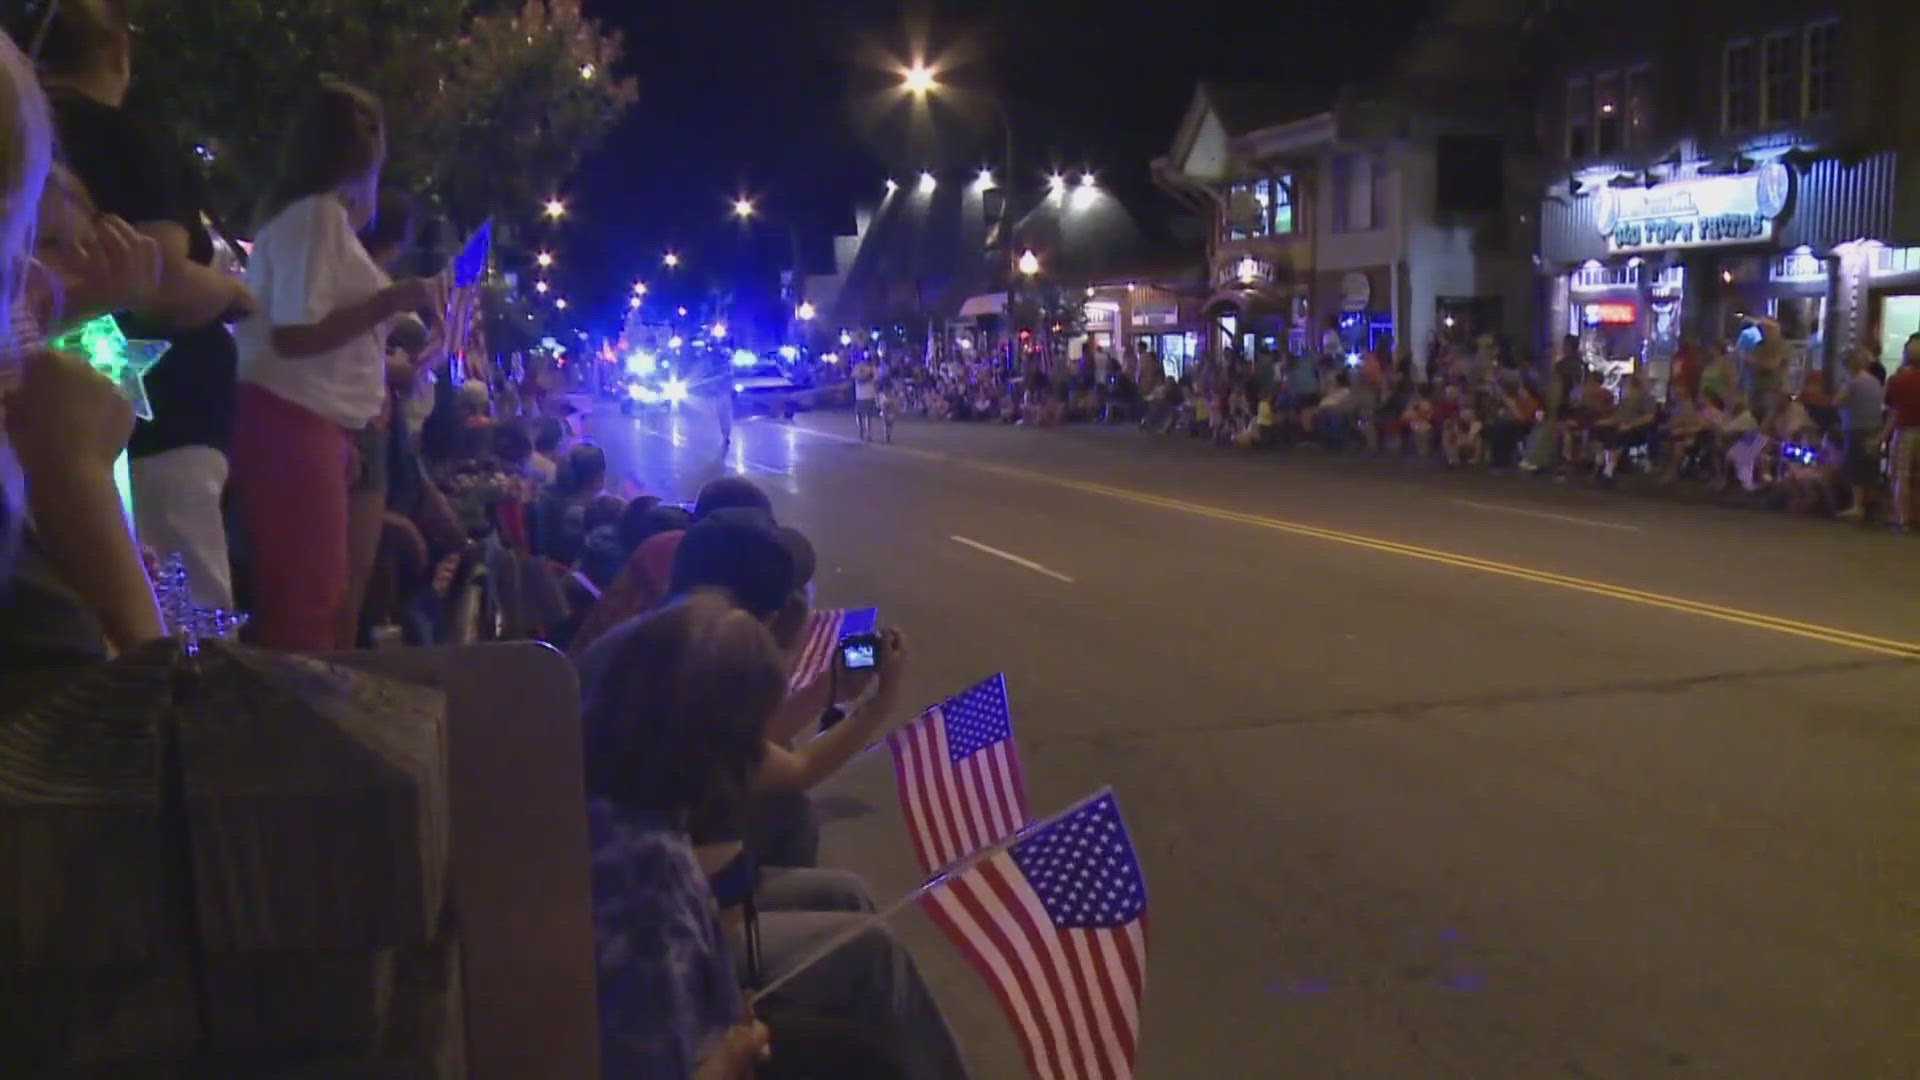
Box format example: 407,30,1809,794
562,0,1435,336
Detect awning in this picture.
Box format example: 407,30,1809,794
957,292,1008,318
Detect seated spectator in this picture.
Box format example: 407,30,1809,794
1439,384,1482,467
528,415,564,487
1402,385,1436,457
1594,374,1657,480
1779,434,1844,515
530,442,607,563
1658,390,1718,482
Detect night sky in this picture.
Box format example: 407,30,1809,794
563,0,1435,336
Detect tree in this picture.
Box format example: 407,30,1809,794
126,0,635,233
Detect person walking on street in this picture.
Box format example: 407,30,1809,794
852,356,878,441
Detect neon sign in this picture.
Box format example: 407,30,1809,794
1582,302,1638,325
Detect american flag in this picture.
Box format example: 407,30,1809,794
888,674,1029,876
789,607,876,691
922,791,1149,1080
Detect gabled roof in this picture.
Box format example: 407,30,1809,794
1166,83,1335,177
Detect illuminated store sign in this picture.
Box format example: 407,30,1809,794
1581,301,1638,325
1593,163,1791,253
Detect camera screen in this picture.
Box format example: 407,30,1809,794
841,641,877,670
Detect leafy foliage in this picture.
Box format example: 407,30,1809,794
126,0,635,233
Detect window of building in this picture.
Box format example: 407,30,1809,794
1625,65,1651,148
1565,77,1592,158
1272,175,1294,234
1332,155,1379,233
1594,71,1623,155
1761,31,1800,124
1805,20,1837,116
1224,179,1267,240
1724,39,1756,130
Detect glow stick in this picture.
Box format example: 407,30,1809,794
47,314,171,517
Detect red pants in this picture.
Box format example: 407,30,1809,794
233,383,349,651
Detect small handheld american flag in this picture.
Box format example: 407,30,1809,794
922,790,1149,1080
888,674,1029,876
789,607,876,691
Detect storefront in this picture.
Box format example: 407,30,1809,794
1313,267,1395,359
1204,254,1303,357
1539,152,1904,394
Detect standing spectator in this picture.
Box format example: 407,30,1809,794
38,0,256,610
1882,334,1920,531
232,81,447,650
1836,348,1886,522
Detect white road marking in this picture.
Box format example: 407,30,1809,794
1452,498,1644,533
949,535,1076,583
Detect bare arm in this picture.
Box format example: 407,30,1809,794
751,629,908,795
138,220,252,328
6,350,164,653
271,280,424,359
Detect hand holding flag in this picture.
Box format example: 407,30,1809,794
888,674,1029,876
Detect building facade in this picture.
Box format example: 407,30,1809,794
1157,73,1536,369
1528,0,1920,391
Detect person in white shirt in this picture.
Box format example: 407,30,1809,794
851,359,878,441
230,81,445,651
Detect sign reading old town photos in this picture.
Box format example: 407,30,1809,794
1593,163,1792,253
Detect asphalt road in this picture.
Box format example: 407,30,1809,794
583,398,1920,1080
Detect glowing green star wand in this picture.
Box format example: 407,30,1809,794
47,314,170,518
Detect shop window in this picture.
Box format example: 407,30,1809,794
1804,20,1837,117
1272,176,1294,234
1723,39,1757,130
1624,65,1651,149
1594,71,1623,156
1761,31,1801,124
1225,180,1262,241
1565,77,1592,158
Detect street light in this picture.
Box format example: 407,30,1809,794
840,330,852,347
663,251,680,268
732,197,756,220
542,197,567,221
1018,249,1040,276
534,280,550,294
677,306,688,317
633,281,648,296
629,296,642,310
710,322,728,339
1047,172,1066,196
535,251,554,269
884,177,899,194
975,167,995,191
579,63,595,80
554,297,568,311
901,61,937,96
796,301,816,321
918,170,937,194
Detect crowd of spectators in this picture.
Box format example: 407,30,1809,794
877,318,1920,531
0,7,971,1075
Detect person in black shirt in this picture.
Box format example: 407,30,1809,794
38,0,255,611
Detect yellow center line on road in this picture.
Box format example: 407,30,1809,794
866,440,1920,661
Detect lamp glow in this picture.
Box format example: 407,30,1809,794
663,378,690,403
534,279,550,294
884,178,899,193
668,335,684,349
535,251,553,268
732,197,756,219
710,322,727,339
633,280,648,295
542,197,567,221
663,251,680,268
796,301,816,321
1017,249,1040,276
902,63,936,95
554,298,567,310
974,167,994,191
918,170,937,194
